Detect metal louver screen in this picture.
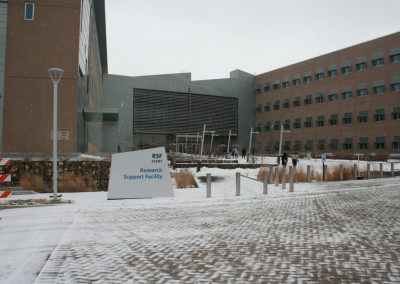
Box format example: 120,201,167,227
133,88,238,136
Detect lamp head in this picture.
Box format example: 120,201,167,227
48,68,64,84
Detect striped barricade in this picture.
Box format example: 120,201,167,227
0,158,10,166
0,190,12,198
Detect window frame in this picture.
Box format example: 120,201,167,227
357,89,368,97
24,2,35,20
356,62,367,71
372,58,384,67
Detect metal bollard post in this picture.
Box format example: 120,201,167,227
340,164,343,181
282,168,286,189
354,164,357,180
391,163,394,177
307,165,311,182
380,163,383,178
367,164,370,179
289,167,294,192
236,172,240,196
263,171,268,194
275,167,279,187
323,164,328,181
269,166,274,184
206,173,211,198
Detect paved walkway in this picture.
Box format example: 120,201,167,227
35,186,400,283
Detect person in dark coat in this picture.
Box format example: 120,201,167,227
242,148,246,158
292,152,299,168
282,152,288,167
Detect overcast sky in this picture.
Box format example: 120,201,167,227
105,0,400,81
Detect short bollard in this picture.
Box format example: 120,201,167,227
391,163,395,177
340,164,343,181
354,164,357,180
307,165,311,182
380,163,383,178
275,167,279,187
323,164,328,181
236,172,240,196
289,167,294,192
367,164,371,179
206,173,211,198
269,167,274,184
263,171,268,194
282,168,287,189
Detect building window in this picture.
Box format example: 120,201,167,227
318,140,325,150
293,100,301,107
25,2,35,20
273,102,280,110
372,58,384,67
316,116,325,127
390,54,400,63
283,81,290,88
294,141,301,151
264,84,271,92
256,86,262,94
293,119,301,129
273,122,280,131
329,140,338,150
256,104,262,113
374,109,385,122
304,117,313,128
329,115,338,126
358,111,368,123
342,91,352,99
327,69,337,78
391,107,400,120
273,83,280,90
256,123,262,132
283,101,290,109
264,122,271,132
304,97,312,106
343,140,353,150
393,136,400,149
304,76,312,83
315,73,324,80
304,141,313,151
357,89,368,97
293,79,300,86
373,86,385,94
264,103,270,112
328,93,338,101
316,94,324,103
341,66,351,74
374,137,385,150
342,112,353,125
356,62,367,70
391,83,400,92
358,138,368,150
284,120,290,130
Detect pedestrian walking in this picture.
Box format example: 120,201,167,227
292,152,299,168
242,148,246,158
282,152,288,167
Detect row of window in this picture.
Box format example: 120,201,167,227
256,79,400,113
256,49,400,94
257,107,400,131
264,136,400,152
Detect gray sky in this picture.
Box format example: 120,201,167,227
105,0,400,81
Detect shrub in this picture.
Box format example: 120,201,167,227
58,172,98,192
19,173,49,193
175,169,198,188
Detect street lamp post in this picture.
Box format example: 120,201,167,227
48,68,64,200
247,127,259,162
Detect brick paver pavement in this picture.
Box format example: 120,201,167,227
35,185,400,283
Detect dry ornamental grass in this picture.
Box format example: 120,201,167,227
175,169,198,188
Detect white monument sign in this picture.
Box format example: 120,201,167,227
107,147,174,199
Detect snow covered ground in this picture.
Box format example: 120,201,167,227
1,156,399,283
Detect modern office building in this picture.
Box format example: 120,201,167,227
0,0,254,155
254,32,400,155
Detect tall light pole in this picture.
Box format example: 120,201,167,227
48,68,64,200
226,129,237,154
247,127,259,162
